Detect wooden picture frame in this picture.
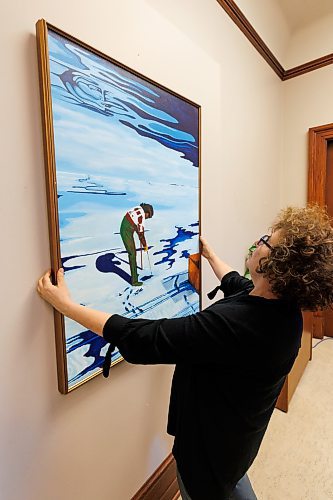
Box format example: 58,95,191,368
36,19,201,393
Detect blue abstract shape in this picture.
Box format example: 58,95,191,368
96,252,131,284
61,255,86,272
49,29,199,167
67,330,111,384
120,119,198,167
154,247,176,269
162,226,198,246
141,275,153,282
48,32,89,71
154,226,198,269
180,250,190,259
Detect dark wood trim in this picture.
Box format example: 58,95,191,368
216,0,333,81
275,312,312,412
308,123,333,206
216,0,284,79
275,377,288,412
308,123,333,338
131,454,179,500
36,19,68,394
283,53,333,80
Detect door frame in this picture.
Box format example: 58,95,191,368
308,123,333,338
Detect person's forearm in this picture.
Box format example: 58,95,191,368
61,301,110,336
207,253,234,281
139,232,147,248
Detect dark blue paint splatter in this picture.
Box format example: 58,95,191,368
96,252,131,284
61,256,86,272
61,247,122,273
154,226,198,269
141,275,153,282
154,247,176,268
67,330,110,383
161,226,198,247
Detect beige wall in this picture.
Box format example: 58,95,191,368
285,13,333,68
281,64,333,207
236,0,290,65
2,1,283,499
227,1,333,70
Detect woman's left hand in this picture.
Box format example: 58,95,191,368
37,268,72,314
200,236,216,261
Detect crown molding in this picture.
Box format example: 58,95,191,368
283,53,333,80
217,0,333,81
216,0,284,79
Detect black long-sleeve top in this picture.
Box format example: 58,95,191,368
103,271,303,500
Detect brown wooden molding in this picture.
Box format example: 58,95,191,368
275,312,312,412
308,123,333,206
308,124,333,339
283,53,333,80
216,0,284,79
216,0,333,81
36,19,68,393
131,454,179,500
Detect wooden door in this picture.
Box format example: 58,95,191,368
308,124,333,338
324,141,333,337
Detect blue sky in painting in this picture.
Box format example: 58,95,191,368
48,30,199,389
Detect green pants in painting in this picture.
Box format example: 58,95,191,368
120,216,140,285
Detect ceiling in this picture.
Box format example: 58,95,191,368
278,0,333,32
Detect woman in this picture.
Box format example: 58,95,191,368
37,205,333,500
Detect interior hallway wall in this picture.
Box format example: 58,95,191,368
285,13,333,68
281,65,333,207
236,0,291,65
281,7,333,206
1,1,283,499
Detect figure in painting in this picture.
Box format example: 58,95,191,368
120,203,154,286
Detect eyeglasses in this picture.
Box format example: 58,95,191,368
256,234,273,250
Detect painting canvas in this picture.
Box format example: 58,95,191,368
36,20,201,393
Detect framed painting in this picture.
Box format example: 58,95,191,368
36,19,201,393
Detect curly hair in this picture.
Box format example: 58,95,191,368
257,205,333,310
